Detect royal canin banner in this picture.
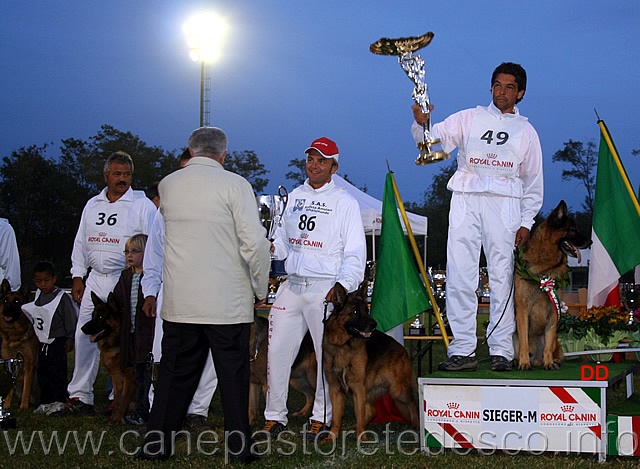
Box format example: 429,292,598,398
423,384,602,454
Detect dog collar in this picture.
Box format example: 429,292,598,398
515,248,569,322
539,276,563,322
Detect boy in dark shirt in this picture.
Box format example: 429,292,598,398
22,261,77,415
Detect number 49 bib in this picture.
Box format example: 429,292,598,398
465,106,526,178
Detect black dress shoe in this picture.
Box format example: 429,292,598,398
233,452,259,465
134,448,170,461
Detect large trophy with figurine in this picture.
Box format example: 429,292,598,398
370,31,450,165
257,185,289,281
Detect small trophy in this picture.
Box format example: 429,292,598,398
256,185,289,276
0,357,23,429
409,315,426,336
370,32,450,165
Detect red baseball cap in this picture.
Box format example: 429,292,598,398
305,137,339,163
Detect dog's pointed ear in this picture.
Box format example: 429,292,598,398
1,278,11,297
328,282,348,310
107,292,118,311
356,281,368,301
553,200,568,221
91,291,103,307
19,282,30,300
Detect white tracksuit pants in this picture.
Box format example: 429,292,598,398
68,272,120,405
445,192,519,360
148,287,218,416
264,277,334,426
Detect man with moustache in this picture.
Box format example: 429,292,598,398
53,151,156,416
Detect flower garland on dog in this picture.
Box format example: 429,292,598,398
514,247,569,321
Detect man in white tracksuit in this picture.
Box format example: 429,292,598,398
53,151,156,416
262,136,366,441
411,62,543,372
0,218,20,291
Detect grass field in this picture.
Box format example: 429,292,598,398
2,336,640,467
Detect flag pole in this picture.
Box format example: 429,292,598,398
388,170,449,347
596,117,640,217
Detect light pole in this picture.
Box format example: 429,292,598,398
184,12,227,127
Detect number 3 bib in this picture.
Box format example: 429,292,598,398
465,106,526,178
22,290,65,344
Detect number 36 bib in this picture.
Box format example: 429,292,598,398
465,106,527,178
86,203,127,254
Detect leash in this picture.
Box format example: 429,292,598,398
249,327,260,362
472,248,517,358
321,300,329,429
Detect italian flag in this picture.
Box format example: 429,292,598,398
587,120,640,307
607,416,640,456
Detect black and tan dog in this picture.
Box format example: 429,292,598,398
322,282,419,441
82,292,135,423
514,200,591,370
249,314,316,425
0,279,38,410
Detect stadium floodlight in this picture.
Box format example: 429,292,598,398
184,12,228,126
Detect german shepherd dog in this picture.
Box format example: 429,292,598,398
0,279,38,410
514,200,591,370
323,282,419,440
248,314,316,425
81,292,135,423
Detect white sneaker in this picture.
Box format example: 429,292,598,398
45,402,66,416
33,403,50,414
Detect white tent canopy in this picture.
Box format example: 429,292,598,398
332,174,428,263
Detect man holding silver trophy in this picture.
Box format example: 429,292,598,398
411,62,544,372
262,137,366,442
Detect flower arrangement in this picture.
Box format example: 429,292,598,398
574,304,631,342
557,304,632,360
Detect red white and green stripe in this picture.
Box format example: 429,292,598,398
587,120,640,307
607,416,640,456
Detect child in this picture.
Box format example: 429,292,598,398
112,233,154,425
22,261,78,415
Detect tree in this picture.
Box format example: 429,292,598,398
224,150,269,194
0,145,91,285
0,126,270,287
552,139,597,213
59,125,178,197
405,161,456,269
285,157,306,186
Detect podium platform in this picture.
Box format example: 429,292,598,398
419,361,639,462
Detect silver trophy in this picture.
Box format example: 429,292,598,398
257,185,289,276
257,185,288,241
0,357,23,429
370,32,450,165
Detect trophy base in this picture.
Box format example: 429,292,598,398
416,140,450,165
431,323,452,336
416,151,450,165
0,416,16,430
408,327,426,336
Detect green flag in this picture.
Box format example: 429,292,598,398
370,172,431,332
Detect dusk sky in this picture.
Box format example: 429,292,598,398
2,1,639,215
